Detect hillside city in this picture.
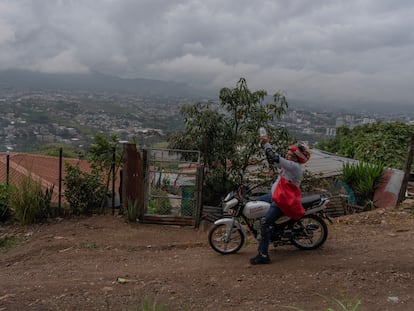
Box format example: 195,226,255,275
1,89,413,153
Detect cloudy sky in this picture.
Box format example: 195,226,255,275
0,0,413,105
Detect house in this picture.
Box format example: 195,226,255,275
304,149,407,209
303,148,359,178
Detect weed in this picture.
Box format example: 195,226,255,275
9,174,55,224
283,294,361,311
126,198,138,222
0,236,22,253
80,242,98,249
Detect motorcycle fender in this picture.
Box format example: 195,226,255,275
214,218,247,240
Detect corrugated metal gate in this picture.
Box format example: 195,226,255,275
142,148,203,227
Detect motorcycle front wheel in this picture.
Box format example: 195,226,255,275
291,214,328,250
208,223,245,254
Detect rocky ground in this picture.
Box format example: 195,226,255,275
1,200,413,311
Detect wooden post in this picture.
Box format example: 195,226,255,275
111,146,116,215
6,153,10,186
58,148,63,214
194,166,204,228
398,133,414,204
142,149,148,218
121,144,143,219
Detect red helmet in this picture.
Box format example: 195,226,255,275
288,143,311,164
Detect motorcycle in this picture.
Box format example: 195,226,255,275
208,183,332,254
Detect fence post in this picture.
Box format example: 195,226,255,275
121,144,143,219
398,133,414,204
6,153,10,186
112,146,116,215
194,166,204,228
58,148,62,214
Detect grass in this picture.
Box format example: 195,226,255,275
126,198,138,222
130,296,194,311
130,295,360,311
0,236,22,253
133,300,171,311
80,241,98,249
283,294,362,311
129,295,359,311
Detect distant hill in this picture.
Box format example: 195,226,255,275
0,69,212,98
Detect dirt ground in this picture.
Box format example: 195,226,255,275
1,201,413,311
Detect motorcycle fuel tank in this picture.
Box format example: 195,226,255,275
243,201,271,219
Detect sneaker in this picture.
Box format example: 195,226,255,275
249,254,270,265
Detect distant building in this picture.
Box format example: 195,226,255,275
335,117,345,127
362,118,376,124
325,127,336,136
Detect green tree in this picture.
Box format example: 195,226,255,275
63,133,122,214
88,133,122,174
169,78,292,204
316,122,414,170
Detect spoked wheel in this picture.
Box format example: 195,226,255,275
208,223,245,254
291,214,328,250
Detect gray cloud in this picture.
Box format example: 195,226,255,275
0,0,413,104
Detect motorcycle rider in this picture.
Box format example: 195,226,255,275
250,135,311,265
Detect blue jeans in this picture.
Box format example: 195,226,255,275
254,194,284,257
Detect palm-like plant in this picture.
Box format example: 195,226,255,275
341,162,384,207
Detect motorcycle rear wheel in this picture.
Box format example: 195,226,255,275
208,223,245,254
291,214,328,250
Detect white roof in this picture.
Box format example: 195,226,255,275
303,149,359,178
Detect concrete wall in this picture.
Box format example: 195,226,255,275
373,168,404,208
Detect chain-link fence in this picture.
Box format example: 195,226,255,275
145,149,202,223
0,150,120,212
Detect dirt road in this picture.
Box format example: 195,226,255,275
1,203,413,311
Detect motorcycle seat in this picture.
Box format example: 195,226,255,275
301,194,322,208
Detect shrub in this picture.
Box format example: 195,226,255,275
148,188,172,215
341,162,384,207
64,163,107,215
126,198,138,222
300,170,329,194
9,175,54,224
0,236,22,253
0,183,11,222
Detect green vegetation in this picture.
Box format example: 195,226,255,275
9,174,55,224
130,295,360,311
0,236,22,253
80,241,98,250
341,162,384,207
63,163,107,215
148,188,172,215
126,198,138,222
300,170,329,194
308,122,413,210
168,77,293,204
132,299,185,311
87,133,122,173
2,133,120,223
0,183,11,222
34,142,84,158
284,294,361,311
63,133,122,215
315,122,414,170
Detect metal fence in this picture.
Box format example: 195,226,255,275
1,147,203,226
0,149,120,214
143,148,202,226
